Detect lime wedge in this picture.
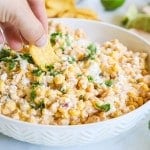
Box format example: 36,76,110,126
122,5,150,33
127,14,150,32
122,5,138,26
101,0,125,10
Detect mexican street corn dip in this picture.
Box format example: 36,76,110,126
0,21,149,125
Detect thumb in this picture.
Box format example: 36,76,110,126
13,0,47,47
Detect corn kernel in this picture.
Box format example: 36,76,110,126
2,100,16,115
77,78,88,89
0,80,5,92
98,112,106,120
137,97,144,106
58,108,69,119
20,111,29,121
114,101,120,108
77,53,84,61
77,101,85,110
85,115,100,123
53,74,65,85
128,105,135,111
140,83,149,91
133,102,138,108
69,109,80,117
112,110,122,117
86,83,94,92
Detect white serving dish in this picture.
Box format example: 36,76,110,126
0,18,150,146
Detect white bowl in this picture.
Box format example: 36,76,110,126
0,18,150,146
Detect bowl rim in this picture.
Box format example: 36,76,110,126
50,18,150,44
0,18,150,129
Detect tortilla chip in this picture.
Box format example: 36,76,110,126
46,8,59,17
58,10,76,18
45,0,74,12
45,0,98,20
75,8,98,20
29,41,59,70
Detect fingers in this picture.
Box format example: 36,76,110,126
0,0,47,48
20,34,29,45
0,24,4,44
12,0,47,47
1,23,23,50
28,0,48,33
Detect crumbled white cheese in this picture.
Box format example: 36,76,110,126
87,62,103,83
9,85,17,93
21,76,30,85
1,73,7,81
12,74,22,84
75,39,90,47
115,73,133,109
46,76,53,83
20,60,28,71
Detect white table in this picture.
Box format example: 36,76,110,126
0,0,150,149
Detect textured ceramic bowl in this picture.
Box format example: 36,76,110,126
0,18,150,146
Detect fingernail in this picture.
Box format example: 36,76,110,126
12,43,23,51
35,34,47,47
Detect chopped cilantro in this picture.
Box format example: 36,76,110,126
60,47,65,51
36,100,45,110
50,70,60,77
30,88,45,110
0,49,10,59
95,103,110,112
65,34,71,46
87,44,97,52
50,32,62,45
31,81,42,89
77,74,82,77
8,60,16,70
80,44,97,61
59,87,67,94
30,89,36,101
30,99,45,110
46,65,54,72
0,57,10,62
1,57,17,70
86,44,97,59
87,75,94,82
32,68,44,76
20,53,34,64
105,80,113,87
68,56,75,64
79,95,84,100
0,49,19,71
46,65,61,77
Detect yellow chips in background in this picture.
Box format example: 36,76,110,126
45,0,99,20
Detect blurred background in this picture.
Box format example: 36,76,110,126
45,0,150,41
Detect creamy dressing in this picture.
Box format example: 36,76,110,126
21,75,30,85
1,73,7,81
87,62,103,83
19,59,28,71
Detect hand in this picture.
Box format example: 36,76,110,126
0,0,48,50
